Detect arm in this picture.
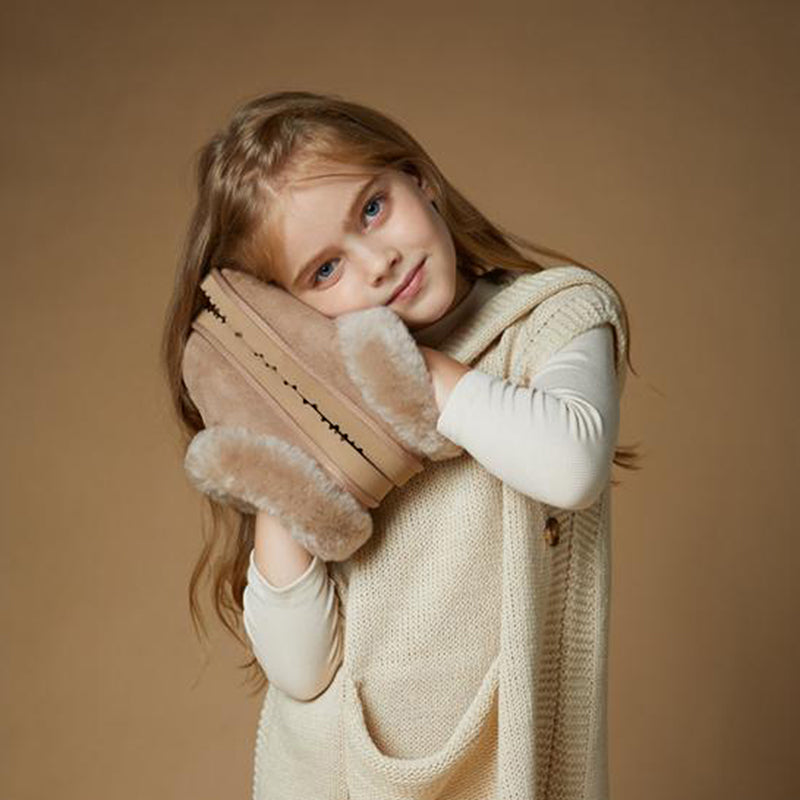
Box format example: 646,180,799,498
253,509,314,588
242,511,344,702
419,324,620,510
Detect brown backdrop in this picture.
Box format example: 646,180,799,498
2,1,798,798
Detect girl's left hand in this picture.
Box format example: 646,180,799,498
417,346,472,414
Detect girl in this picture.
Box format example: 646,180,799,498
162,90,640,800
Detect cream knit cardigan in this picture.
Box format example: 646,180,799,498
250,265,628,800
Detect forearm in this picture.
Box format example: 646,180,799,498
420,326,620,510
244,532,343,701
254,510,314,588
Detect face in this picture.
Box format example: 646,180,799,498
265,163,472,331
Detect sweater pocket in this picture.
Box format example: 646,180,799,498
341,651,501,800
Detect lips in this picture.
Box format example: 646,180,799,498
386,258,425,305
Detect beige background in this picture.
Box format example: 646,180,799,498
2,0,798,798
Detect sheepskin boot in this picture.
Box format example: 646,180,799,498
181,267,463,561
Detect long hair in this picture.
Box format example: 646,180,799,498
160,90,643,694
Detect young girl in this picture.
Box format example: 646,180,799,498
162,90,640,800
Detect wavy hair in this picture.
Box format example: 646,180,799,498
160,90,643,694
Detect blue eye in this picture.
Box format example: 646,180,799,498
313,260,338,284
363,193,384,221
310,192,387,286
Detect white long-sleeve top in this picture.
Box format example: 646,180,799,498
242,274,620,701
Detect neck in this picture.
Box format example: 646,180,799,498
449,269,474,312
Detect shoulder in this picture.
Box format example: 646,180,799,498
509,265,622,330
508,266,628,381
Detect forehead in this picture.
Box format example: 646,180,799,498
276,164,386,217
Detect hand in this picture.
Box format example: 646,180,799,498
417,346,472,414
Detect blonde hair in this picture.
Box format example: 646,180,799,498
160,90,642,693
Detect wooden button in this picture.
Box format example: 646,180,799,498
543,516,560,546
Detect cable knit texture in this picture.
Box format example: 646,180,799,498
250,265,628,800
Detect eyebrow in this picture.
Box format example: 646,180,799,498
290,173,383,287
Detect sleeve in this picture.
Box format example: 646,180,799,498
242,548,344,701
435,323,620,510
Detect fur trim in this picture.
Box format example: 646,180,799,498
184,426,372,561
335,306,463,461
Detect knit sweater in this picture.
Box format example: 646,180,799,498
246,266,628,800
242,312,618,699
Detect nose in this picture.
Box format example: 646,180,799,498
362,246,401,286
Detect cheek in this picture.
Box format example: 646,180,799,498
312,280,373,318
429,210,456,264
421,200,453,247
391,199,439,242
